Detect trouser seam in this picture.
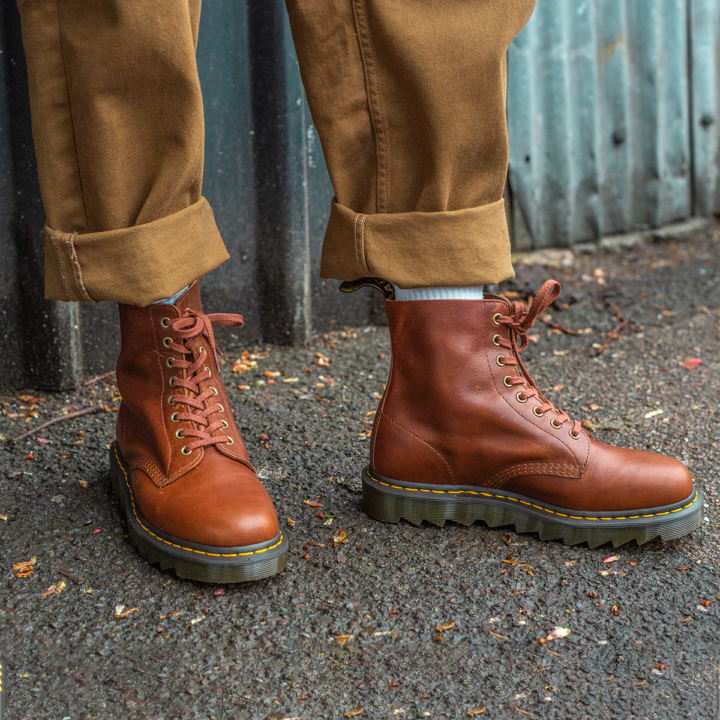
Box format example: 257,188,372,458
53,0,90,232
353,212,371,276
351,0,389,214
49,230,94,302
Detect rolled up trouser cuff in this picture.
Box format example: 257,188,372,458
45,197,230,305
320,198,515,288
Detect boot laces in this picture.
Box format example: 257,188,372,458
166,310,244,453
496,280,582,438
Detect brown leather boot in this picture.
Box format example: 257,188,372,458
364,280,703,547
109,283,287,582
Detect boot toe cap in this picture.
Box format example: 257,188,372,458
585,441,695,511
131,451,280,548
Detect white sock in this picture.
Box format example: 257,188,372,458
392,285,484,301
153,286,189,305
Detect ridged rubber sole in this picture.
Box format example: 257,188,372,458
109,442,288,583
362,467,704,548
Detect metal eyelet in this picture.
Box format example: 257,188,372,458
166,357,174,368
160,317,170,328
496,355,506,367
171,412,180,423
221,420,229,429
492,334,501,347
216,404,224,413
492,313,502,326
198,346,206,354
503,376,513,388
205,367,212,378
551,418,562,429
516,392,528,404
211,387,219,396
163,337,172,348
533,407,545,418
569,429,580,440
175,429,184,439
167,396,176,406
226,437,234,446
169,376,177,387
181,446,192,456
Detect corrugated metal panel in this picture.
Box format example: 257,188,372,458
508,0,692,248
691,0,720,216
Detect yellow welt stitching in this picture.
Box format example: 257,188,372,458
113,447,283,558
365,473,699,522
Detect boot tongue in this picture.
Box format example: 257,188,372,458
176,281,202,315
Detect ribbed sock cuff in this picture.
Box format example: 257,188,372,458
392,285,484,301
153,285,189,305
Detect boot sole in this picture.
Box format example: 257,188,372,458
109,442,288,583
362,467,704,548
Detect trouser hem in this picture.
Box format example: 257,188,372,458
320,198,514,288
44,197,229,305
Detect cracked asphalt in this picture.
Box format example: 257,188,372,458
1,222,720,720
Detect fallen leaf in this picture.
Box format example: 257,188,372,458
344,709,363,718
489,631,508,640
214,589,225,597
610,605,621,615
92,528,102,535
41,581,66,598
626,561,638,566
681,617,693,623
304,500,323,508
588,403,601,411
13,557,36,578
0,515,7,522
263,371,281,377
467,708,487,717
546,627,571,640
190,616,205,625
282,378,299,383
680,358,702,369
78,480,87,488
114,605,139,619
636,680,647,687
331,529,346,546
563,561,575,566
335,634,354,644
644,409,664,419
552,384,566,391
581,419,595,430
287,518,296,526
373,631,397,637
700,600,713,606
598,570,610,576
603,555,619,564
655,663,668,670
436,621,455,632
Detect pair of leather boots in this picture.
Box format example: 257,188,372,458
109,281,703,583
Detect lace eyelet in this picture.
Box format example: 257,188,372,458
205,367,212,378
166,357,174,368
162,337,172,348
171,412,179,423
160,317,170,328
533,407,544,418
569,429,580,440
503,376,513,388
496,355,506,367
492,313,502,326
216,404,224,414
181,446,192,456
516,392,528,404
492,334,501,347
212,387,219,396
550,418,562,429
167,396,176,406
221,420,229,429
198,346,206,354
169,376,177,387
175,429,184,439
226,437,234,446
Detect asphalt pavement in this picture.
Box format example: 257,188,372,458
2,222,720,720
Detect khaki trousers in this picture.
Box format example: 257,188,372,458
17,0,536,306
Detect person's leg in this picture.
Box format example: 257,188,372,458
17,0,287,581
286,0,703,545
17,0,227,305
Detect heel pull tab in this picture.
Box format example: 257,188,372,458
339,278,394,299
